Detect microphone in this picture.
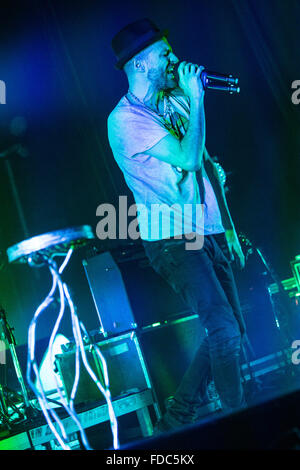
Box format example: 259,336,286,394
172,62,240,94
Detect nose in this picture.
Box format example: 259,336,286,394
169,52,179,64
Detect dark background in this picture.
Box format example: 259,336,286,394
0,0,299,346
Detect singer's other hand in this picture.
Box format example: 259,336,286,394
177,62,205,101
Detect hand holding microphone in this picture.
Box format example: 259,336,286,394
176,62,206,101
172,61,240,94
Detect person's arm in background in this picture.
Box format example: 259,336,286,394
203,147,245,269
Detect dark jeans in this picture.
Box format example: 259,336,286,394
143,234,246,426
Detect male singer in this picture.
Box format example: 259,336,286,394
108,19,246,432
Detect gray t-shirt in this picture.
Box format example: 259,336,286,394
107,88,224,241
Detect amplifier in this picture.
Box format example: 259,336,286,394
55,332,153,406
82,246,191,337
139,314,207,413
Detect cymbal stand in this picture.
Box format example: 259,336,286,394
0,383,12,430
0,306,34,421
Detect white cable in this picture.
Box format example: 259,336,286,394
27,250,119,450
47,265,92,449
64,283,119,449
27,254,91,450
27,273,71,449
79,321,119,445
58,248,73,274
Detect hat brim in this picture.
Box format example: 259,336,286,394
115,29,169,70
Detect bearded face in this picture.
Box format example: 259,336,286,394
148,63,177,90
147,39,179,91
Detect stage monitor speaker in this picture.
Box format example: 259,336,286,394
138,314,207,413
82,247,191,337
55,332,153,405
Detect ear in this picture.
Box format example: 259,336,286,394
134,59,145,73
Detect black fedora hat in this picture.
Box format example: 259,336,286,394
111,18,168,70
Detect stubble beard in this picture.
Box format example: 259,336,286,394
148,68,177,92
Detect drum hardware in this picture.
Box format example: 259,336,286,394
0,304,37,430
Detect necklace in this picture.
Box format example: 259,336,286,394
127,90,171,119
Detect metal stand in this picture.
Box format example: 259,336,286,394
0,383,11,430
0,307,31,404
239,233,294,370
0,145,30,240
0,305,36,428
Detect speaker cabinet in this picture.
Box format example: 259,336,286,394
55,332,153,405
138,314,206,412
83,248,191,337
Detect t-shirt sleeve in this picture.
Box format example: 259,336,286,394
107,107,170,163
